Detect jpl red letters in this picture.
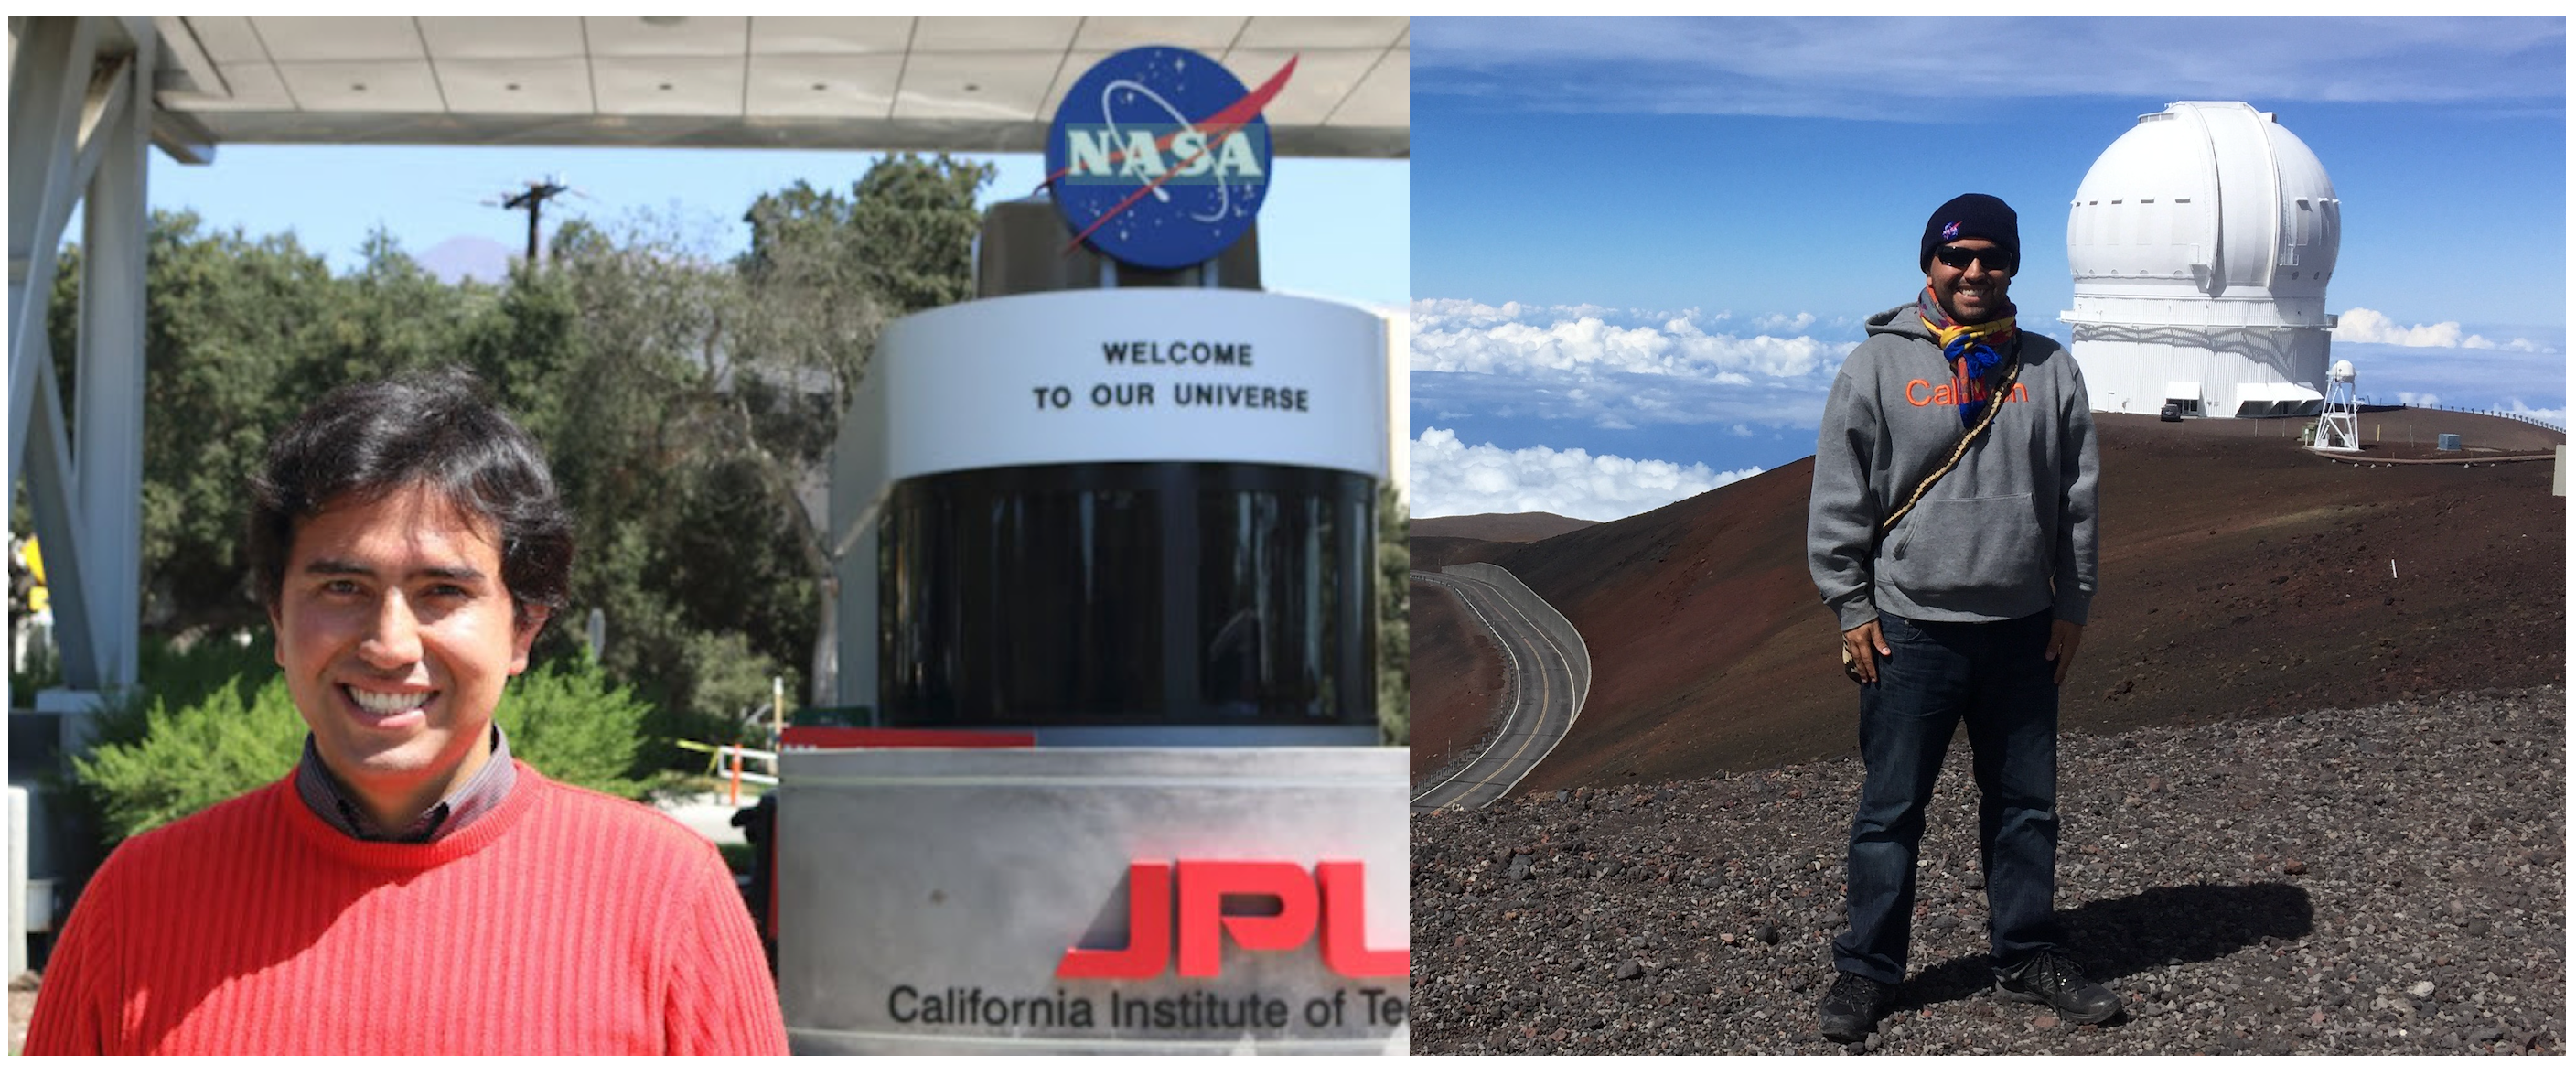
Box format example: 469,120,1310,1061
1056,859,1407,979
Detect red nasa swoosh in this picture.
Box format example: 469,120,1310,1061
1048,55,1298,256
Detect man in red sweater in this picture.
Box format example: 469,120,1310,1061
26,370,789,1054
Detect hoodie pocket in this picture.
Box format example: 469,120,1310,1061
1887,493,2042,599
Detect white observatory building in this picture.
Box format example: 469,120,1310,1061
2061,101,2342,418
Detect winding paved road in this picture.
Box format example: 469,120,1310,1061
1410,570,1583,811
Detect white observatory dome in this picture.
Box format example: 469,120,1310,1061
2066,101,2339,326
2062,102,2343,419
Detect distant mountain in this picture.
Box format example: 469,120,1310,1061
1411,511,1599,543
1410,535,1518,573
418,235,514,285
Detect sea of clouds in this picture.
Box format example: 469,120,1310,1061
2334,307,2556,354
1409,299,1841,520
1410,299,2564,522
1409,298,1856,436
1411,297,1852,384
1408,427,1763,522
2330,307,2564,426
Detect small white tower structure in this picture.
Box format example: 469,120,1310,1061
2062,101,2341,419
2313,358,2360,451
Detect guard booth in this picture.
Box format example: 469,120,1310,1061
775,48,1407,1053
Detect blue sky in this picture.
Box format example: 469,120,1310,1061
146,145,1408,308
1409,16,2566,521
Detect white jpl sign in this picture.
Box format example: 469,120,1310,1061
776,748,1411,1054
858,289,1388,487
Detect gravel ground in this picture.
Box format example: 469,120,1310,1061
10,975,33,1054
1410,686,2564,1054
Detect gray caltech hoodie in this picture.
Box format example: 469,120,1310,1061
1807,303,2099,631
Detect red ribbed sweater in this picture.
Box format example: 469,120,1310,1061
25,763,788,1055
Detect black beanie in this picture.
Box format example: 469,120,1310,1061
1919,193,2019,273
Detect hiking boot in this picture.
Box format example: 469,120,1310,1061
1818,971,1895,1043
1995,950,2123,1025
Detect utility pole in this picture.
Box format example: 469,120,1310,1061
497,177,571,265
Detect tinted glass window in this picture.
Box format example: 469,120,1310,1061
879,463,1374,726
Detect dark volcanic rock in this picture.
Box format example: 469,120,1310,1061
1409,687,2565,1055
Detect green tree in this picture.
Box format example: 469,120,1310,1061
511,215,784,758
1379,482,1411,745
50,213,354,632
727,155,994,703
38,215,487,636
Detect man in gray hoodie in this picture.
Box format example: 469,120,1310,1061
1806,193,2117,1043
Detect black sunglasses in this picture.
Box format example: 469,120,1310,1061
1932,244,2014,273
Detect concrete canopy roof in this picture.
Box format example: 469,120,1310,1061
143,16,1410,162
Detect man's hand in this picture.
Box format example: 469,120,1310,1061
1843,619,1892,684
2045,619,2084,685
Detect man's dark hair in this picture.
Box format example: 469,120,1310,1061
248,367,573,626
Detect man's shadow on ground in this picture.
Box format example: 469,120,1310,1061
1895,882,2315,1015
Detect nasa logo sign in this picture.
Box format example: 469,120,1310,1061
1046,47,1293,271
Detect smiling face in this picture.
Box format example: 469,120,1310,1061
270,481,546,830
1927,238,2012,324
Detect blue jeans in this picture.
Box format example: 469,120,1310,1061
1833,609,2062,985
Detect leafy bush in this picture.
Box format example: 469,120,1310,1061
72,676,305,843
122,631,276,736
494,654,649,799
74,651,651,844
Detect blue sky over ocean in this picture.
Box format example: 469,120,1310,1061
1409,16,2566,521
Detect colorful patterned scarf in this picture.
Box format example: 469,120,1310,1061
1916,285,2020,426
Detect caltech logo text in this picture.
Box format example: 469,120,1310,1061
1055,860,1407,980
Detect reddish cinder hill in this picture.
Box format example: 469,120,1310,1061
1410,535,1519,572
1407,581,1508,782
1412,511,1600,543
1411,409,2564,792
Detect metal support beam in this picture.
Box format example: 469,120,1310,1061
70,54,134,197
16,354,100,690
149,104,216,167
8,18,99,442
75,25,150,690
8,16,151,694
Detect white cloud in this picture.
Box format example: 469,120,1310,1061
2488,335,2534,351
1411,297,1537,328
2493,398,2565,429
2329,306,2554,351
1410,427,1765,522
2332,307,2561,353
1411,298,1851,382
2335,307,2472,347
2396,391,2442,407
